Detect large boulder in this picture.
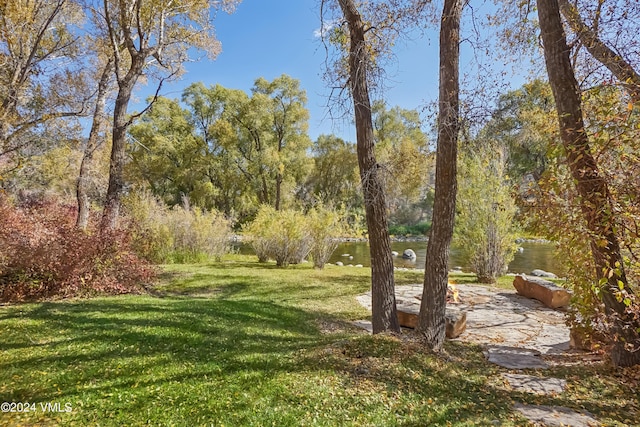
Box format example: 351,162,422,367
402,249,417,260
445,309,467,339
513,275,571,308
530,269,558,279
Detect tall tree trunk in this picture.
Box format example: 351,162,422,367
558,0,640,104
338,0,400,334
77,59,113,230
537,0,640,367
417,0,462,350
275,172,282,210
260,173,270,206
100,70,139,232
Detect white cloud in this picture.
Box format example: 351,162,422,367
313,19,338,38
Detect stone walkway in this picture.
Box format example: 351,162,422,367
355,283,601,426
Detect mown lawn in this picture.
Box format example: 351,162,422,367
1,255,638,426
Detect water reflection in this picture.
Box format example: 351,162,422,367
235,240,562,276
328,241,562,275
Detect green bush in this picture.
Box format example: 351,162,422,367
389,224,409,236
307,206,346,269
389,222,431,237
454,148,517,283
243,206,312,267
123,192,174,263
243,205,347,269
413,222,432,235
251,235,274,263
124,192,233,263
167,205,233,263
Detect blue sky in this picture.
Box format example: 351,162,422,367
134,0,441,143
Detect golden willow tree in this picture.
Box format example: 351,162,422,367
478,0,640,366
0,0,88,172
537,0,640,367
87,0,240,231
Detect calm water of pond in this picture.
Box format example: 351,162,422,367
236,240,562,276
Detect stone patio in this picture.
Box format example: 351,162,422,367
355,283,602,426
356,283,570,355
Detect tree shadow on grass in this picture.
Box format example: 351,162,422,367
1,289,633,426
299,336,634,426
205,260,294,270
152,269,372,305
0,297,307,420
149,280,249,299
289,337,521,426
0,297,332,423
0,295,516,425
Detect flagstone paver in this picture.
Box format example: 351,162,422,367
501,373,566,395
485,346,549,369
513,403,600,427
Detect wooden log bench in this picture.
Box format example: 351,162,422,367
513,275,572,309
396,306,467,339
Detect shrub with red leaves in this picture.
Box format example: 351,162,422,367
0,195,156,302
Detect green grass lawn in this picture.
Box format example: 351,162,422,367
1,255,637,426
